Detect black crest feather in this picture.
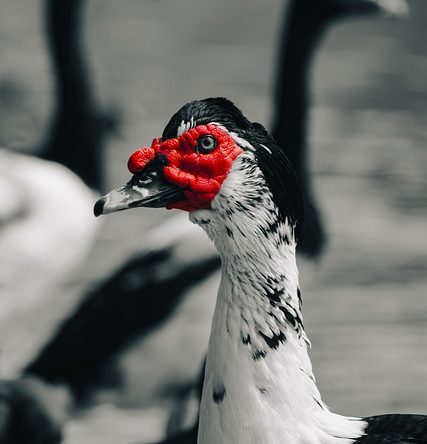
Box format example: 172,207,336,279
162,97,251,140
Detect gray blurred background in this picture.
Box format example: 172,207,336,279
0,0,426,442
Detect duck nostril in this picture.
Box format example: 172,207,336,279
93,198,106,217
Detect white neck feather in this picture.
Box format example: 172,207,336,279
189,153,366,444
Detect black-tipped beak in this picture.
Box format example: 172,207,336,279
94,169,184,217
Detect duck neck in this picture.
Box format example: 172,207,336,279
192,210,365,444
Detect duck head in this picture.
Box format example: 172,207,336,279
95,98,304,240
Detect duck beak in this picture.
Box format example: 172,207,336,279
94,169,184,217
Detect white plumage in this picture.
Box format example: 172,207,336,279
193,151,366,444
0,149,99,376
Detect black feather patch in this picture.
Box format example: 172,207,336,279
356,414,427,444
213,385,226,404
250,122,304,241
259,331,286,349
242,334,251,345
265,287,285,305
226,226,234,238
252,349,267,361
279,305,303,331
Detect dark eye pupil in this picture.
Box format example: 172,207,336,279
202,137,213,148
197,135,216,154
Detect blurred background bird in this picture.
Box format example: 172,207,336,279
0,0,426,443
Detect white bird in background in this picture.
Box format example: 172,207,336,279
0,149,99,377
0,0,107,376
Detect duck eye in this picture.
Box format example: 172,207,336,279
197,135,217,154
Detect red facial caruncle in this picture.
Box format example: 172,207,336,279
127,124,243,211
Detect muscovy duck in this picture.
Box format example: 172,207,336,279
96,98,427,444
25,0,412,400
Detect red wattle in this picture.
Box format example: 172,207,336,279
128,147,155,174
